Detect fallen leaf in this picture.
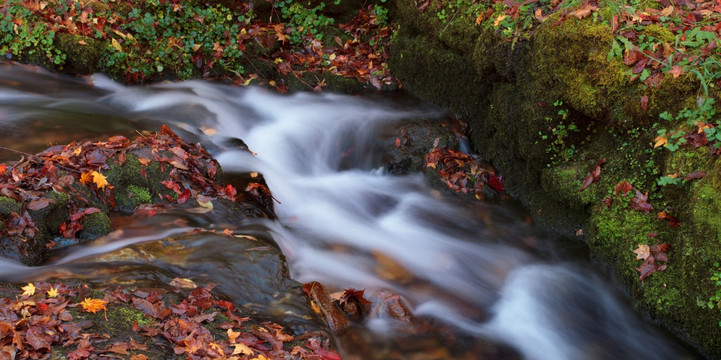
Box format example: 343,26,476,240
170,278,197,289
80,298,108,313
232,343,254,355
669,66,684,78
21,283,35,296
641,95,648,112
615,181,632,195
80,171,93,184
111,38,122,52
654,135,668,148
46,287,59,298
633,244,650,260
570,4,599,19
493,14,507,27
27,197,53,210
660,5,674,17
683,171,706,180
92,171,109,190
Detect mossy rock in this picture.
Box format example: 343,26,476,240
388,0,721,355
54,33,104,74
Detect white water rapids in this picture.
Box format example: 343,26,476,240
0,66,699,359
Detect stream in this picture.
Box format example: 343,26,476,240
0,64,701,359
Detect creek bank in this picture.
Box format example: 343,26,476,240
0,0,395,94
0,231,338,360
388,0,721,357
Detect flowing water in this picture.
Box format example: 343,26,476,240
0,64,701,359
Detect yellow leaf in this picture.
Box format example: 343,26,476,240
240,28,247,36
228,328,240,342
192,43,202,52
273,57,283,64
77,40,87,45
633,244,650,260
493,15,507,27
197,199,213,209
80,171,93,185
46,287,59,298
80,298,108,313
169,277,197,289
92,171,109,190
21,283,35,296
113,30,127,39
695,121,712,133
653,135,668,148
232,343,254,355
251,355,269,360
660,5,674,17
111,38,122,52
73,147,82,156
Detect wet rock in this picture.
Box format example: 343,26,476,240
384,118,459,175
0,126,273,265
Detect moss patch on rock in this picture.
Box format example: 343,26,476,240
388,0,721,356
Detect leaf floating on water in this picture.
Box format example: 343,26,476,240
170,278,197,289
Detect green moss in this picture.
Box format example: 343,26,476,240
54,33,104,74
128,184,152,204
530,15,634,123
107,153,175,212
0,196,21,215
78,212,111,240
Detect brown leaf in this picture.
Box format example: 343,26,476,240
615,181,632,195
682,171,706,180
569,4,599,19
641,95,648,112
25,327,51,351
27,197,54,211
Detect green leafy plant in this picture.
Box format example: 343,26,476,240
707,262,721,327
273,1,334,45
0,1,66,65
538,101,580,165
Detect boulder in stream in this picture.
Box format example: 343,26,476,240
0,126,273,265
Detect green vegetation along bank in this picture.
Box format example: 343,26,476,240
388,0,721,357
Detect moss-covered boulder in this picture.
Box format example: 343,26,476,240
0,126,273,266
388,0,721,356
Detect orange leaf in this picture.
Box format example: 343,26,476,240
92,171,109,190
80,171,93,185
653,135,668,148
80,298,108,313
